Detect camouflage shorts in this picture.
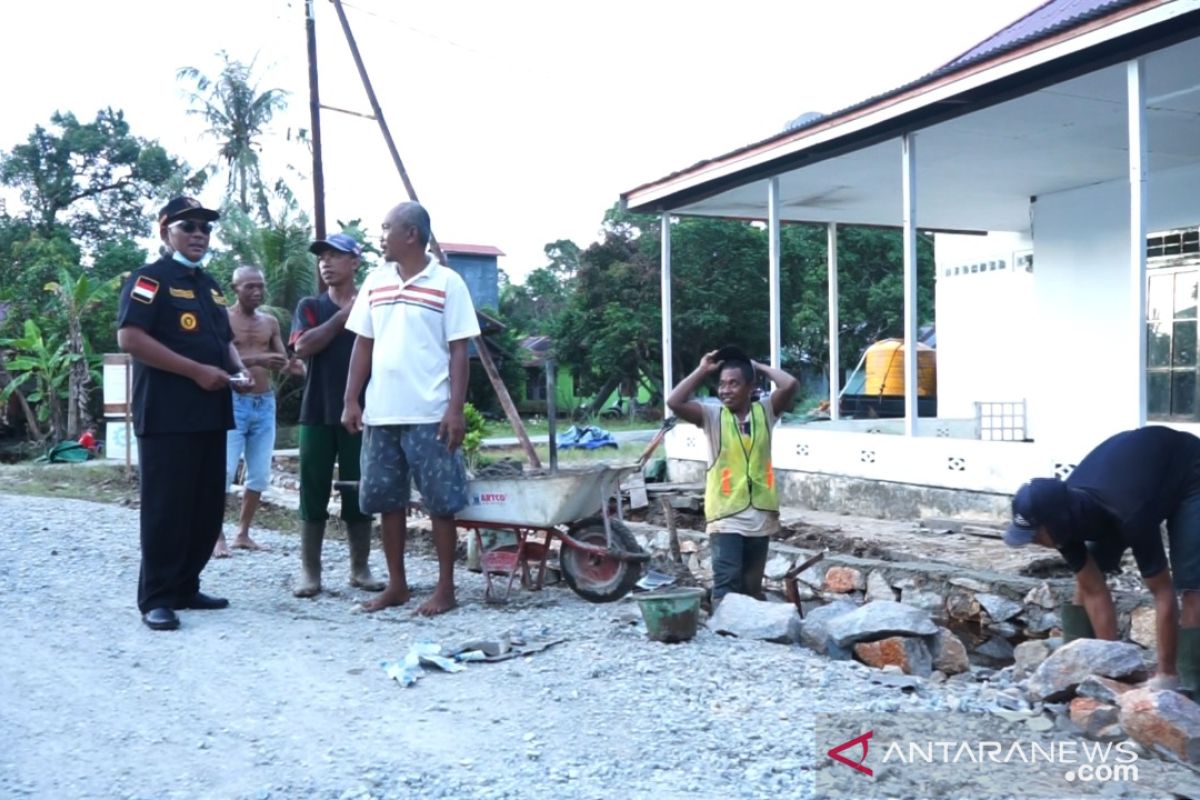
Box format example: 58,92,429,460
359,423,468,517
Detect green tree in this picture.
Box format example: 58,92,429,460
44,267,125,437
544,206,936,412
178,52,289,220
551,213,662,413
0,108,188,247
210,187,315,340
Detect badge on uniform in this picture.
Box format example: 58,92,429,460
211,289,227,306
179,311,199,332
169,287,196,299
132,276,159,304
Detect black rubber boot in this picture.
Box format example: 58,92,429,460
293,520,324,598
348,520,385,591
1060,602,1095,643
1178,627,1200,696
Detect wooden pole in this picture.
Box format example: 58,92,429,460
660,496,681,565
546,359,557,473
305,0,328,293
124,355,132,479
330,0,539,468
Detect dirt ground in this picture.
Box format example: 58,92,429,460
3,464,1197,800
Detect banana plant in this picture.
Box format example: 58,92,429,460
0,319,73,441
44,267,123,438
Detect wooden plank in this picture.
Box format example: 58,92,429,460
645,482,705,494
622,473,649,510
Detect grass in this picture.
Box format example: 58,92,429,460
275,417,659,448
0,460,300,534
1,461,138,505
482,416,658,438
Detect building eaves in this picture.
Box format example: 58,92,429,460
621,0,1165,205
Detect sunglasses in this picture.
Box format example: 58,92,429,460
169,220,214,235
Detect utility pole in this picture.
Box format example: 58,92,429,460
305,0,328,292
330,0,541,468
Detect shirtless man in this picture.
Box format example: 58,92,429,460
214,265,303,557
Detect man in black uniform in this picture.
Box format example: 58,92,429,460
1004,426,1200,692
117,197,250,631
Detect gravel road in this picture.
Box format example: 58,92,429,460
1,493,1194,800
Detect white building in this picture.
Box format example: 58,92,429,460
621,0,1200,519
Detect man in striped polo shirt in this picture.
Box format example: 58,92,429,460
342,202,480,616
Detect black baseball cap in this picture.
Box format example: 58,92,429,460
1004,478,1070,547
308,233,363,257
159,196,220,225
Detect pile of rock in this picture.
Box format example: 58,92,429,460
1013,638,1200,762
707,590,1200,765
708,593,971,679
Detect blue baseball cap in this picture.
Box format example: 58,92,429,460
309,233,363,256
1004,478,1070,547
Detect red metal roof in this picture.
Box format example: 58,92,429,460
439,243,505,257
938,0,1139,72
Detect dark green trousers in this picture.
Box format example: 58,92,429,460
298,424,370,523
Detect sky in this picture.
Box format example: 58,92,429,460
0,0,1045,283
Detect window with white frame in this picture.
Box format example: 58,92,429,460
1147,227,1200,420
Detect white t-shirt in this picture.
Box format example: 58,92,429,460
699,398,780,537
346,257,481,424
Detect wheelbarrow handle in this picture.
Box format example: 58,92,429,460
635,416,678,470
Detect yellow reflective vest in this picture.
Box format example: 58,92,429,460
705,402,778,522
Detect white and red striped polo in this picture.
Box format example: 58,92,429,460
346,256,480,424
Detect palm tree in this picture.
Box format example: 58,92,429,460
218,183,315,342
177,52,289,220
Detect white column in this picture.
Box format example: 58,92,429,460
827,222,840,421
768,177,782,370
901,134,919,437
1128,59,1148,428
660,211,673,410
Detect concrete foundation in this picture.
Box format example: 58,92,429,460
668,459,1011,521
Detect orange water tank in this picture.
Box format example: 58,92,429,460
863,339,936,397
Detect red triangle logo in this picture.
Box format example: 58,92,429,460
828,730,874,776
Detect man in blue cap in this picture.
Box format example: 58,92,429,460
1005,426,1200,693
288,232,384,598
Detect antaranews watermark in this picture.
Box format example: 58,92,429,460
814,712,1150,799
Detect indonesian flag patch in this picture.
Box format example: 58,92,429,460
131,276,159,305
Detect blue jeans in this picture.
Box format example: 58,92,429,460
226,392,276,493
711,533,770,601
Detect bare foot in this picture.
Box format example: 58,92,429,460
361,584,411,613
232,533,268,552
415,587,457,617
212,534,231,559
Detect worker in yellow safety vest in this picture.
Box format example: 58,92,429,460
667,346,799,606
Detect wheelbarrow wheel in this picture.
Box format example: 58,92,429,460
561,517,644,603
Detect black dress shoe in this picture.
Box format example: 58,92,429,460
142,607,180,631
178,592,229,610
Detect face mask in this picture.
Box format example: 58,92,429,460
172,250,207,268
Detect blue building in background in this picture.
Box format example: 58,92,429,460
441,243,503,312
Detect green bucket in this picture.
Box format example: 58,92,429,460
636,587,704,643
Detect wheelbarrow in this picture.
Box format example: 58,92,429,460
334,417,678,603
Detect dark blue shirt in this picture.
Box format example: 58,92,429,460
117,256,235,436
1057,426,1200,577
